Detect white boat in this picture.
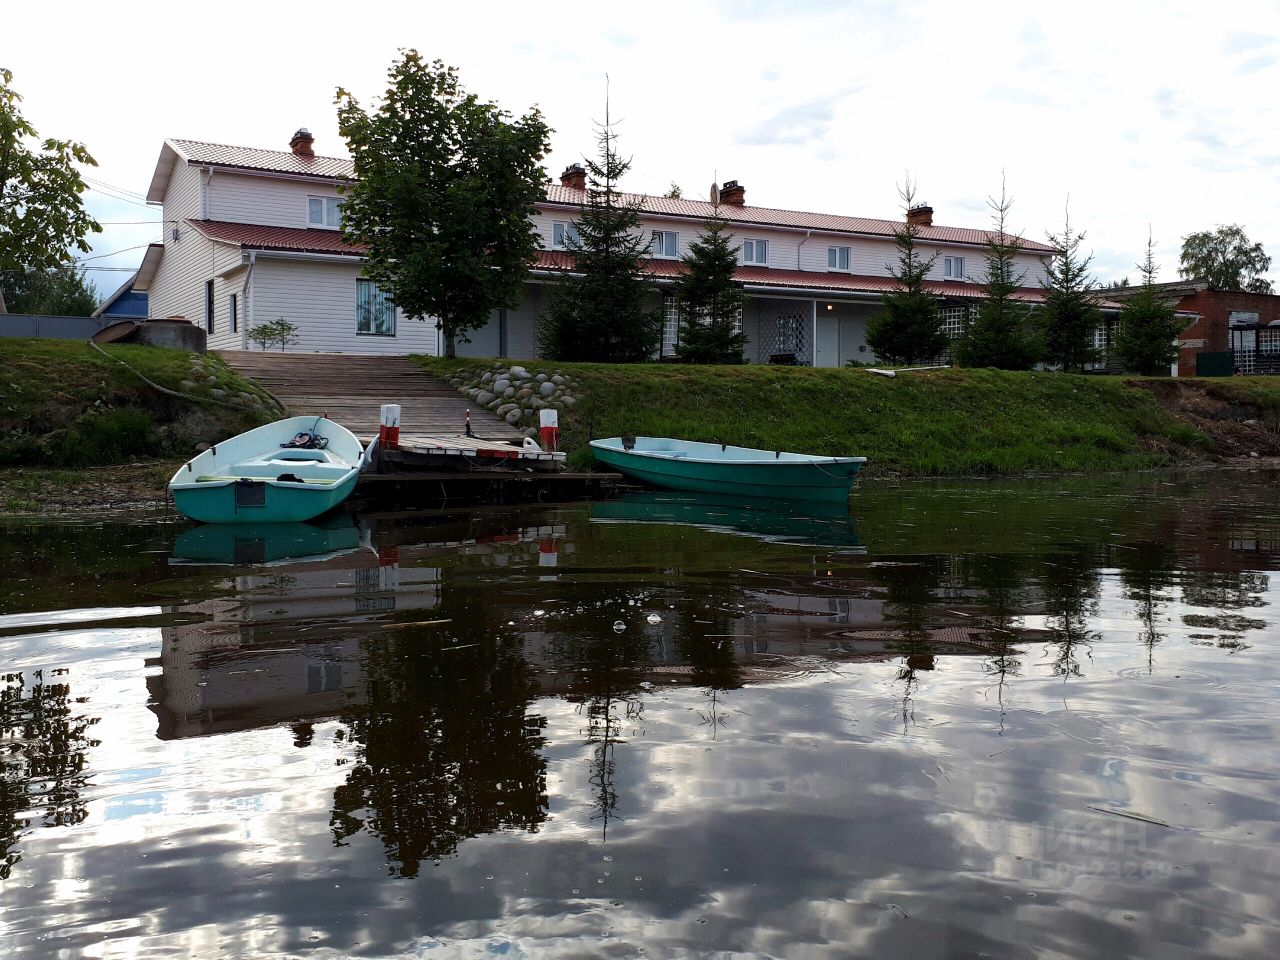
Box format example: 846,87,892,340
169,416,365,523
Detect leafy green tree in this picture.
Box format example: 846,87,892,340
1115,233,1184,375
954,179,1038,370
336,52,550,357
0,68,100,314
866,178,945,365
247,317,299,351
1036,207,1102,371
1178,224,1273,293
0,265,97,315
539,103,659,362
673,214,747,364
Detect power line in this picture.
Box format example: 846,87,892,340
86,184,155,209
71,241,159,264
84,176,149,201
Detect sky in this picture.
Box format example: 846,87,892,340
6,0,1279,298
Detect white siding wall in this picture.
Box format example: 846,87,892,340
209,172,345,229
249,258,440,355
532,206,1049,285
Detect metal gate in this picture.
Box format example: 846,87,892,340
759,302,808,364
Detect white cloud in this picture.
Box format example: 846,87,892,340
5,0,1278,289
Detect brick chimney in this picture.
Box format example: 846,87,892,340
906,203,933,227
560,163,587,190
719,180,746,206
289,128,315,158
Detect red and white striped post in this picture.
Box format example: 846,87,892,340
538,409,560,452
378,403,401,450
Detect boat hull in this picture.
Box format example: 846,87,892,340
590,439,864,504
169,416,364,524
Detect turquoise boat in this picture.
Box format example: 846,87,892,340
589,437,867,504
169,416,364,524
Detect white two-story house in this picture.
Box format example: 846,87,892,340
136,129,1057,365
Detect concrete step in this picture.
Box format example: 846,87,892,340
217,350,520,440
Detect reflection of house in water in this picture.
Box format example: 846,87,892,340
147,553,440,740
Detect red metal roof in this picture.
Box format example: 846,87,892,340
532,251,1054,303
171,139,355,180
539,185,1057,253
160,137,1051,251
187,220,366,255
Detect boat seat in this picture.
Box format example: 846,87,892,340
195,475,340,485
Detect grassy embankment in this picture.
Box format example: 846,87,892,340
416,357,1280,477
0,338,275,511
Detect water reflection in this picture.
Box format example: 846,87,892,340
1,473,1279,957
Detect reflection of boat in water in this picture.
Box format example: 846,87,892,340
169,514,366,566
591,491,865,550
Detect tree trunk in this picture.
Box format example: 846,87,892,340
445,330,456,359
0,285,7,314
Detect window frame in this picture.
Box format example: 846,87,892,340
307,195,343,230
229,292,237,334
552,220,580,250
827,246,851,272
355,278,396,337
204,279,214,333
650,230,680,259
944,255,966,280
742,238,768,266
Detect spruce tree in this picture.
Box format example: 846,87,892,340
1115,233,1184,376
673,214,747,364
867,178,945,365
954,178,1038,370
1037,206,1102,371
539,102,658,362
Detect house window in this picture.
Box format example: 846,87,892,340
229,293,238,334
356,279,395,336
205,280,214,333
661,294,681,357
650,230,679,258
308,196,343,229
940,304,970,339
552,221,580,250
742,239,768,265
944,256,965,279
827,246,851,271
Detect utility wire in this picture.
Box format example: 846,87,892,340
84,176,149,201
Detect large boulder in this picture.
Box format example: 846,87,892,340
508,365,530,380
493,378,512,394
475,390,496,406
538,381,556,398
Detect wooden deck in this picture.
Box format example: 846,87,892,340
217,351,523,442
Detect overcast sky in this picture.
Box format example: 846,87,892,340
7,0,1278,297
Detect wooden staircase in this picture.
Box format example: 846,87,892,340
217,352,521,441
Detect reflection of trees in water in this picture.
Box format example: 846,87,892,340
963,555,1030,728
1117,541,1178,669
1,669,100,879
1181,570,1269,610
1041,548,1103,678
330,624,548,877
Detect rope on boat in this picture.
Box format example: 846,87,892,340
87,340,288,415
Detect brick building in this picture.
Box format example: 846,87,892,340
1103,280,1280,376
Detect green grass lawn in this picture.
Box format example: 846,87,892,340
417,357,1280,477
1,338,273,468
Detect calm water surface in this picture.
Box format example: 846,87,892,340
2,473,1279,958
